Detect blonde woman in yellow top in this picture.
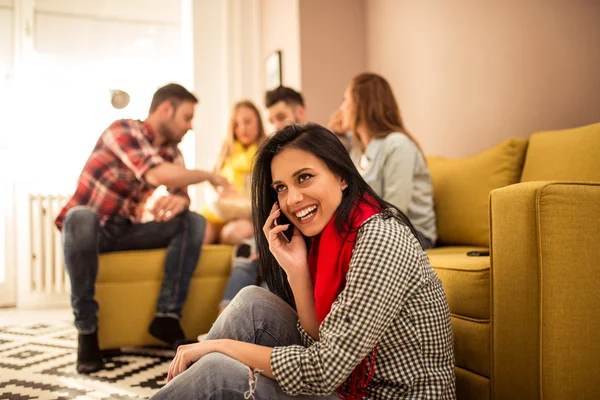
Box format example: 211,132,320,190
202,100,267,244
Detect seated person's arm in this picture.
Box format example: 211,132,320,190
145,163,225,188
165,150,192,206
103,123,226,189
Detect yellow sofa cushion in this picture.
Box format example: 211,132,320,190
521,122,600,182
452,316,490,379
97,244,233,283
456,367,490,400
427,247,490,320
427,138,528,247
427,246,491,380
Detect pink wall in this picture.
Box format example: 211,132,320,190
260,0,302,92
299,0,367,126
366,0,600,157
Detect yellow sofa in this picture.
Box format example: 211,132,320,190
427,122,600,400
96,244,233,350
95,122,599,399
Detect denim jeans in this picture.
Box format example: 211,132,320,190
62,206,206,334
219,257,267,309
151,286,337,400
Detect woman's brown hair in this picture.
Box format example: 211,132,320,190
349,73,423,154
214,100,267,172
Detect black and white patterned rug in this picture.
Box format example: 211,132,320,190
0,321,173,399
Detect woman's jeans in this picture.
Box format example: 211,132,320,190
219,238,267,310
151,286,338,400
62,206,206,334
219,256,266,309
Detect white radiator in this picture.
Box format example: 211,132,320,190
15,183,73,308
28,194,71,295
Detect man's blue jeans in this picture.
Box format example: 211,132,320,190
62,206,206,334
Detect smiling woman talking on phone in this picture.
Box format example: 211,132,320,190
150,124,456,400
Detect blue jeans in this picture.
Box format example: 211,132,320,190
151,286,337,400
219,257,266,309
62,206,206,334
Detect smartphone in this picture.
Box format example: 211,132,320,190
274,202,294,243
466,250,490,257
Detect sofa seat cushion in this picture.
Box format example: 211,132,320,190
427,246,492,379
427,138,528,247
427,246,490,320
97,244,233,283
452,316,490,378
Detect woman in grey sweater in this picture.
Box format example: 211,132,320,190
338,73,437,248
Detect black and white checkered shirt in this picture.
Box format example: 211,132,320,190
271,210,456,399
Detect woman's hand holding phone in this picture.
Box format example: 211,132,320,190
273,205,294,243
263,203,308,278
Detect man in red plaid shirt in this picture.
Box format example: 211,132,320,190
56,83,228,374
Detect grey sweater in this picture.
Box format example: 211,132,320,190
350,132,437,243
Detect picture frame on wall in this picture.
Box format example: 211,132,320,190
265,50,282,90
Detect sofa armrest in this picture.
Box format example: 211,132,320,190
489,181,600,400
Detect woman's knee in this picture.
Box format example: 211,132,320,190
226,286,285,323
219,219,253,245
234,285,269,306
203,221,220,244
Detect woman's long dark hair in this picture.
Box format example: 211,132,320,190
251,123,421,309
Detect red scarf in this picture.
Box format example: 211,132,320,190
308,196,381,399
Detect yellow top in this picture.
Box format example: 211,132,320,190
200,141,257,224
220,141,257,197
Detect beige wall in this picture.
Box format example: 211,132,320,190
259,0,366,126
299,0,366,126
260,0,302,95
366,0,600,157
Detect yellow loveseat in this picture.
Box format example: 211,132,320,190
96,244,233,350
427,122,600,400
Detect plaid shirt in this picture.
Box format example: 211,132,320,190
55,119,188,231
271,210,456,399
